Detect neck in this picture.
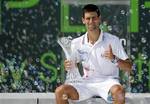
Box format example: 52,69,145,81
87,29,101,44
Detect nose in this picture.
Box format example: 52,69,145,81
89,18,94,23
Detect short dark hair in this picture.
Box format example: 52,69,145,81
82,4,100,18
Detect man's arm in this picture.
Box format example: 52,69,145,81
114,57,132,72
104,44,133,72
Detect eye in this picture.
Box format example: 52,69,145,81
85,18,90,21
85,16,98,21
93,17,98,21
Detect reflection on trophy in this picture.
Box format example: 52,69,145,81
57,36,83,84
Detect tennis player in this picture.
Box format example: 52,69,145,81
55,4,132,104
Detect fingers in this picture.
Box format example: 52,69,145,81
103,51,111,58
103,52,111,60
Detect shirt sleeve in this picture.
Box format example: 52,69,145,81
113,37,129,60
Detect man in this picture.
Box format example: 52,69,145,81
55,4,132,104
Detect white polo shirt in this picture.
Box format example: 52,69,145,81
71,31,128,82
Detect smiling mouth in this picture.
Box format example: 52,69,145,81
89,25,95,27
88,25,97,29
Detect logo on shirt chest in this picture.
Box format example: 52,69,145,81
77,49,89,62
77,44,92,62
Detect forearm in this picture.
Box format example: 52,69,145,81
117,59,132,72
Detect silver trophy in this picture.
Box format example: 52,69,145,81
57,36,83,84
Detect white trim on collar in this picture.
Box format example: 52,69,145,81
83,30,104,45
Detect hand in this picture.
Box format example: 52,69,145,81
64,60,73,71
103,44,114,60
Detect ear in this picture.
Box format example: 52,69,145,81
82,17,85,24
98,16,101,22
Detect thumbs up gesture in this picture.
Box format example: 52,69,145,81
103,44,114,60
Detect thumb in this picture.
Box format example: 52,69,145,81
109,44,112,51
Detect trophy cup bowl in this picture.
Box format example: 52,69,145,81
57,36,83,84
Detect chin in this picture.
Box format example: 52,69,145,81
88,28,97,31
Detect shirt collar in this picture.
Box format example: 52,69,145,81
83,30,104,45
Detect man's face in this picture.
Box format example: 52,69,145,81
82,12,101,31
